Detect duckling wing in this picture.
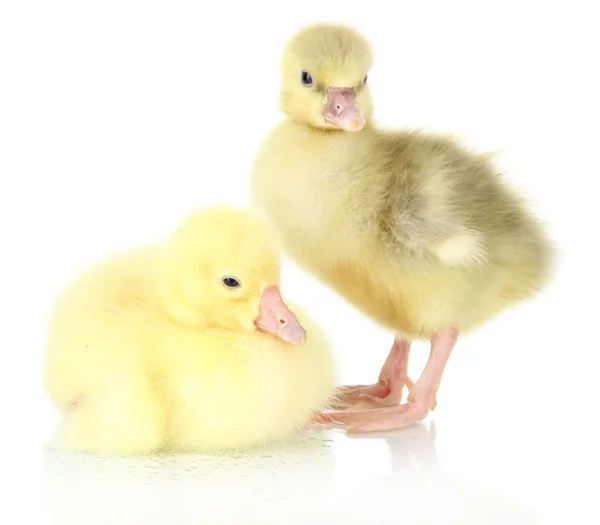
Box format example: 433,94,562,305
377,154,486,269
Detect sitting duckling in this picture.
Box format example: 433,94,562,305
250,23,555,432
43,206,336,454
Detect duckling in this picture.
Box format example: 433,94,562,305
43,206,336,454
250,23,554,432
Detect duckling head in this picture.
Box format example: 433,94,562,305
161,206,306,345
279,23,374,132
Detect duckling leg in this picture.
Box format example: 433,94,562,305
321,327,458,432
330,338,412,409
56,373,166,455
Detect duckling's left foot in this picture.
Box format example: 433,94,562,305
320,327,458,432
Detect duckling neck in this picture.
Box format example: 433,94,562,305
297,119,376,136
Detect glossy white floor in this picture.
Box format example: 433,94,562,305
6,255,598,525
2,2,598,524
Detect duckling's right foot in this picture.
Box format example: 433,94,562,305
329,338,412,409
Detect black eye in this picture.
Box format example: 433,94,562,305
363,74,368,84
222,276,241,289
301,71,313,86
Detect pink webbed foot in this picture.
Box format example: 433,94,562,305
320,327,458,432
329,338,412,410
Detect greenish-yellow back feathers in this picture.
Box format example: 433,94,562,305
250,23,555,431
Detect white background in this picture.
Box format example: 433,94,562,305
1,1,599,524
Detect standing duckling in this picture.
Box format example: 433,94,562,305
250,23,554,432
43,206,336,454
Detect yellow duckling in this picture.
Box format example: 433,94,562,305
250,23,555,432
43,206,336,454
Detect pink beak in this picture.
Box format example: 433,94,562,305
254,286,307,345
323,87,365,132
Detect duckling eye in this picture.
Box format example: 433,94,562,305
222,276,241,289
363,74,368,84
301,71,313,86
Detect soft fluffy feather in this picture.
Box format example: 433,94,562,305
43,206,336,454
251,23,554,342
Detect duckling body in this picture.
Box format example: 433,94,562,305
43,207,336,454
253,120,550,339
162,313,332,451
250,24,554,431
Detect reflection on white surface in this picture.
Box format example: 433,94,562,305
42,423,538,525
3,2,598,524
